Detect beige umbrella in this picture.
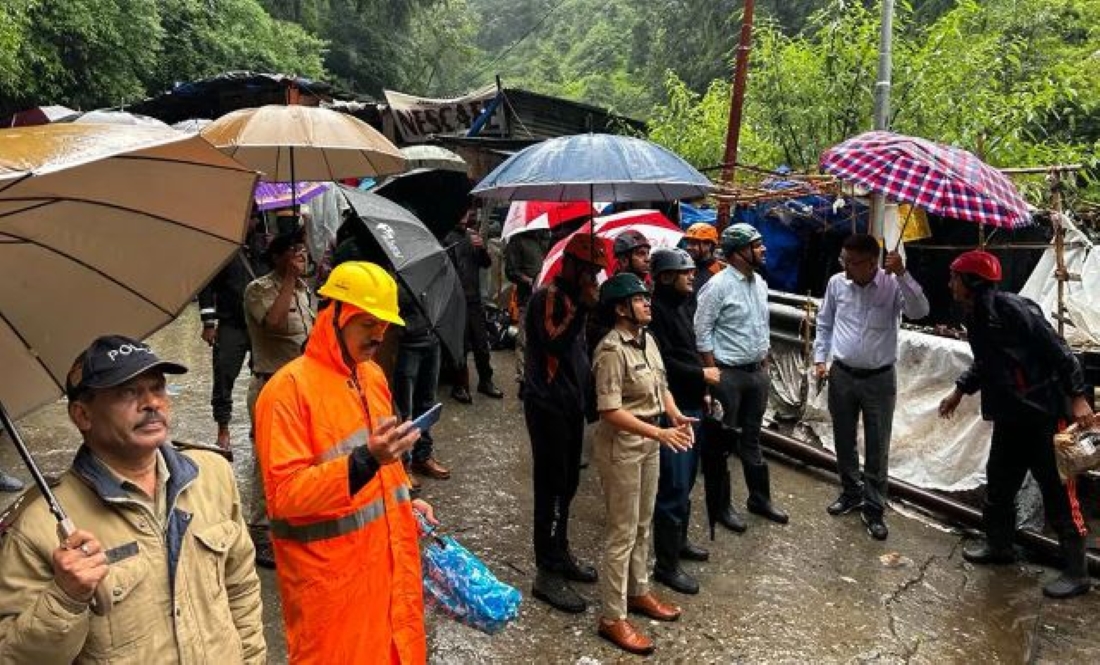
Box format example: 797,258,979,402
0,122,259,419
0,122,257,613
200,104,406,183
400,144,468,173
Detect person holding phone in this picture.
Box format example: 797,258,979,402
253,261,437,663
591,273,695,656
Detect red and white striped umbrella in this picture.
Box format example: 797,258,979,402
536,209,683,286
820,130,1032,229
501,200,598,239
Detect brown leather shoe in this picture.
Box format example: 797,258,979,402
597,618,654,655
216,425,231,451
627,592,681,622
410,457,451,480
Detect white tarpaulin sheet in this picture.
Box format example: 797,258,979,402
786,329,993,492
1018,218,1100,349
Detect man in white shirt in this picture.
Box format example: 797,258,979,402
813,233,929,540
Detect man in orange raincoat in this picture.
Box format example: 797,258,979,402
254,261,436,664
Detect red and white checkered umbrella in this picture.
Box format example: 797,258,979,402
820,131,1032,229
536,209,683,287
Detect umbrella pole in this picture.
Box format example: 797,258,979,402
290,146,299,219
0,400,112,615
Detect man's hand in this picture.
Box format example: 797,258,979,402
469,232,484,249
884,251,906,276
702,367,721,385
201,326,217,347
1070,395,1094,430
412,499,438,530
367,416,420,465
939,389,963,419
52,530,109,604
814,362,828,380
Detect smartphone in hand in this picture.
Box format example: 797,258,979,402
411,403,443,432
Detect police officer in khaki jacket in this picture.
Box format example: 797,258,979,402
591,273,694,656
0,335,265,663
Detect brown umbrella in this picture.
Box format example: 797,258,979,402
0,123,258,613
200,104,406,183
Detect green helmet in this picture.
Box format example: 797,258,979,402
650,248,694,276
599,273,648,305
721,223,763,254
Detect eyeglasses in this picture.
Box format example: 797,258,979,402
838,255,875,269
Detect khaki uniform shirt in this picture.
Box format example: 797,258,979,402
592,328,667,451
244,272,315,375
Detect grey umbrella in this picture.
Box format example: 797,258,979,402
338,186,466,362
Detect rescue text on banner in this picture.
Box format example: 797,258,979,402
384,86,503,143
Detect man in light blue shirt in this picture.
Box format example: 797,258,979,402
695,223,788,529
813,233,930,540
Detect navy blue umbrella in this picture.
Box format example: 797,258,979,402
470,133,713,202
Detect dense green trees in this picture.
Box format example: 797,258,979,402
0,0,324,116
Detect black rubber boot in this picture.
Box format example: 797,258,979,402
552,529,598,584
961,541,1016,565
744,463,789,524
964,507,1016,565
1043,536,1092,599
652,517,699,595
679,508,710,562
715,469,747,534
532,569,587,613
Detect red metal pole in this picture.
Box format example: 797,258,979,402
716,0,756,231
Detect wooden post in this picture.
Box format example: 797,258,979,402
1050,169,1067,337
716,0,757,232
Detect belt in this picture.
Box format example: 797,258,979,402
717,361,763,373
834,360,893,379
637,414,662,425
252,371,274,380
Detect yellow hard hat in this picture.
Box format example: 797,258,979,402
318,261,405,326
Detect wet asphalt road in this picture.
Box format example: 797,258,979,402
3,304,1099,663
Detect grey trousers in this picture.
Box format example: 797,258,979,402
828,365,897,515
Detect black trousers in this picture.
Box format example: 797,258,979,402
210,323,250,425
713,365,770,466
456,299,493,385
525,400,584,570
984,415,1086,547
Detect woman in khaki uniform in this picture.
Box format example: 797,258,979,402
591,273,695,656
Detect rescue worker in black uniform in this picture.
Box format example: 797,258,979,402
647,248,723,595
197,211,269,451
939,250,1094,599
524,233,607,614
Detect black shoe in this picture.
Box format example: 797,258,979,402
0,471,24,493
532,571,587,614
962,541,1016,565
679,540,710,562
717,505,747,533
1043,574,1092,599
653,565,700,595
747,498,789,525
549,555,598,584
862,512,889,541
827,494,864,516
477,381,504,399
451,386,472,404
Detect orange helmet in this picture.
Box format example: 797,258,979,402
563,233,609,270
950,250,1002,283
684,222,719,244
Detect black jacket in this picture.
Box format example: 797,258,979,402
444,227,491,302
649,282,707,409
523,278,592,416
504,230,551,305
957,290,1087,421
197,247,268,328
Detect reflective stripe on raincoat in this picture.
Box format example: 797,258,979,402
254,304,425,664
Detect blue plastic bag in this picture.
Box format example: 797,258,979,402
419,527,522,634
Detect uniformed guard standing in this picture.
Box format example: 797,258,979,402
591,273,694,656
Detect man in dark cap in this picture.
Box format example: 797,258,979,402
0,335,265,662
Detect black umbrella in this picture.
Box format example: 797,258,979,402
373,168,473,240
699,412,739,540
338,185,466,362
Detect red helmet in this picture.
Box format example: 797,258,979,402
950,250,1002,283
563,233,609,270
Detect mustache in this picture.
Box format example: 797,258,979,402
136,412,167,428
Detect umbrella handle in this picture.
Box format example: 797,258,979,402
891,206,915,253
56,518,113,616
